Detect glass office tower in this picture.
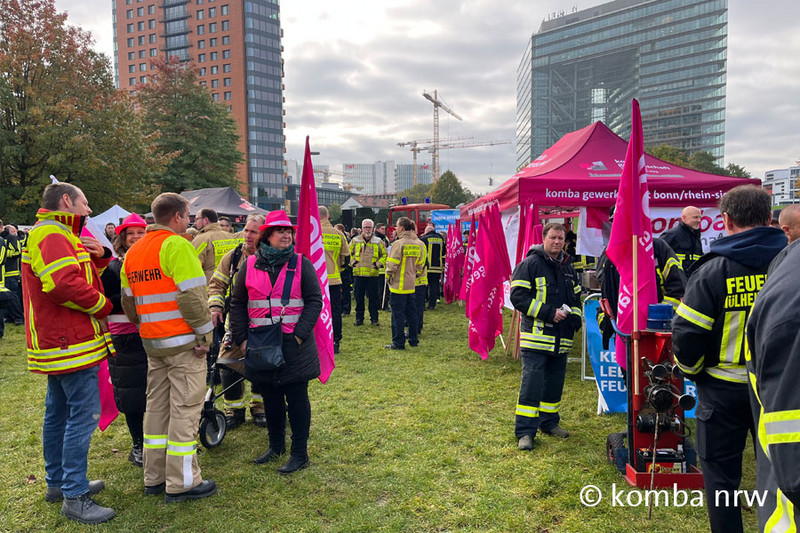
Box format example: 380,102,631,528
516,0,727,170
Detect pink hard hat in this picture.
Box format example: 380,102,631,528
115,213,147,235
259,210,293,231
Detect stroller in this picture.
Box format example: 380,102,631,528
198,326,247,449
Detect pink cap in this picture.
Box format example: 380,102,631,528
259,210,293,231
116,213,147,235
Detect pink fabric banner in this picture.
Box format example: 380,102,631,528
459,216,477,311
443,222,464,304
97,359,118,431
295,137,335,383
467,203,512,359
604,100,658,369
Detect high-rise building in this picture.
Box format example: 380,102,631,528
516,0,727,170
763,167,800,207
342,161,395,195
395,164,433,192
112,0,285,210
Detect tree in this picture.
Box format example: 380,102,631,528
327,203,342,224
648,144,751,179
396,183,433,204
647,145,691,168
431,170,473,207
0,0,169,222
136,57,244,194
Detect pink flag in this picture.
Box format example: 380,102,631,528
443,222,465,304
295,137,335,383
467,203,512,359
97,359,118,431
459,216,477,310
515,203,542,264
604,99,657,369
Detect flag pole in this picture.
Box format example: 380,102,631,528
632,234,640,396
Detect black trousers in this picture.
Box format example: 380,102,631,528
515,349,567,438
251,378,311,458
340,267,352,315
390,292,417,348
3,275,23,322
353,276,380,323
415,285,426,333
695,379,754,533
329,284,342,343
426,272,441,309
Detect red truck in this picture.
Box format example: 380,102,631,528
387,202,450,239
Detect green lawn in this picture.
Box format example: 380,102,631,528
0,304,756,532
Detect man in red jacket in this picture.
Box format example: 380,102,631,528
22,183,116,525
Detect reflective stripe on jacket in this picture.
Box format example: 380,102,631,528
386,231,425,294
321,221,349,285
22,210,114,375
245,253,304,334
349,236,386,277
193,223,239,281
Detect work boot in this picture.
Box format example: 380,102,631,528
542,426,570,438
165,480,217,503
253,446,286,464
354,319,364,326
45,480,105,503
518,435,534,451
334,342,340,354
225,408,245,430
60,493,115,525
278,455,309,474
128,445,143,467
144,482,165,495
253,413,267,427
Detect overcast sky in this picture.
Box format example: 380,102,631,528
56,0,800,194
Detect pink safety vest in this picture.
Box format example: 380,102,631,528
245,253,304,334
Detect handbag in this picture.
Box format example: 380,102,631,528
245,254,298,372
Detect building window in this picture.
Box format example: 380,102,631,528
221,20,228,31
150,48,157,56
149,33,156,43
126,9,133,18
138,35,145,45
198,40,205,49
197,24,205,35
197,0,203,4
223,77,231,86
222,63,231,73
211,79,219,88
210,51,218,60
128,51,135,60
221,4,228,15
148,19,155,29
198,53,206,62
128,64,136,73
137,21,144,31
148,4,155,14
139,49,146,58
129,77,136,86
138,62,145,71
212,93,219,101
196,10,204,19
208,7,216,16
209,22,217,33
126,23,134,33
224,91,231,100
200,67,207,75
222,50,230,59
211,65,218,74
209,37,217,46
127,37,134,46
137,7,144,16
140,76,147,83
222,35,229,45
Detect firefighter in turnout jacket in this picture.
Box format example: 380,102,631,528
122,193,217,503
349,219,386,326
510,222,582,449
208,214,265,429
193,208,240,282
419,223,445,310
672,186,786,533
384,217,425,350
746,238,800,532
319,206,349,353
1,220,24,325
660,206,704,277
412,225,428,333
23,183,116,524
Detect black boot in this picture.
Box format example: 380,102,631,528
128,444,143,467
225,409,245,430
278,454,309,474
253,445,286,464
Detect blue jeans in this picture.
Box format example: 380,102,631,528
43,365,101,498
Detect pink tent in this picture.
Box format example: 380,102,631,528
462,121,758,219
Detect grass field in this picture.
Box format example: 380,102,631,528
0,303,756,532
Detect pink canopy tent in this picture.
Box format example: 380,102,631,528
462,121,758,219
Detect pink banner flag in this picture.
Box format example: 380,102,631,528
295,137,335,383
467,203,512,359
443,222,465,304
459,216,477,310
604,99,658,369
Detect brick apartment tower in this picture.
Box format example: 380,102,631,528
112,0,286,210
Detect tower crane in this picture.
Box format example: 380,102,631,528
398,136,473,186
422,90,462,181
398,137,512,186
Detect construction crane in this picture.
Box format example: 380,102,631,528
398,136,473,186
423,90,462,181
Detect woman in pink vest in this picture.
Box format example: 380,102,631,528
99,213,148,467
229,211,322,474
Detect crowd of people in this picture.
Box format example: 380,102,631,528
7,181,800,530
